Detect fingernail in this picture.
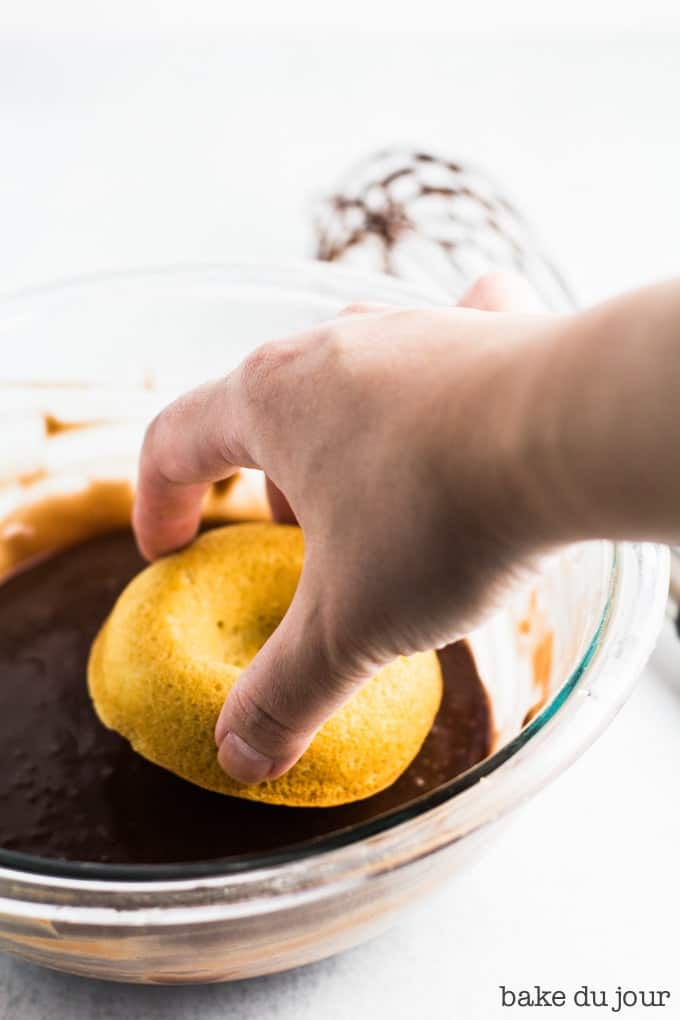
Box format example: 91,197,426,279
217,732,274,784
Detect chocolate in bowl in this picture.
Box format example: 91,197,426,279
0,529,492,865
0,262,665,984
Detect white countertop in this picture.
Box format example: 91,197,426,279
1,22,679,1019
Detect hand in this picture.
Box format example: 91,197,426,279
132,273,558,784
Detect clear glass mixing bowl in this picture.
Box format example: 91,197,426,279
0,262,670,983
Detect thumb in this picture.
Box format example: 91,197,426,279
214,579,364,784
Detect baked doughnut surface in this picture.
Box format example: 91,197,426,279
88,523,442,807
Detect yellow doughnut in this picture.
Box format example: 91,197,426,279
88,523,442,807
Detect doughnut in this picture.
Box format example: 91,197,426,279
88,523,442,807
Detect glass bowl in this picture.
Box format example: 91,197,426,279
0,262,670,983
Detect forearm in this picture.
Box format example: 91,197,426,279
523,279,680,545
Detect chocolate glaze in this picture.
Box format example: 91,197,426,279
0,530,492,865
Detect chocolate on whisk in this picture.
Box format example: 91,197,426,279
315,148,574,312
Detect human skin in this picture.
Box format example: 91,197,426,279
133,273,680,784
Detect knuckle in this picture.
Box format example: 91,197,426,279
338,301,395,318
237,331,331,421
316,322,348,363
142,409,181,484
143,408,167,452
339,302,373,317
239,344,278,406
239,340,298,406
466,271,523,311
228,683,297,754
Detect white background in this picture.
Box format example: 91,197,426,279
1,4,680,1018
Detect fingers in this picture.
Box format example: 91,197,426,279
215,579,364,783
339,275,543,319
133,376,256,561
337,302,393,317
458,271,544,313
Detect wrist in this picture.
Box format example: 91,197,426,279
530,282,680,546
498,314,593,550
437,315,576,557
512,292,676,547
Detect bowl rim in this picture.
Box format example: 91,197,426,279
0,261,671,902
0,256,446,314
